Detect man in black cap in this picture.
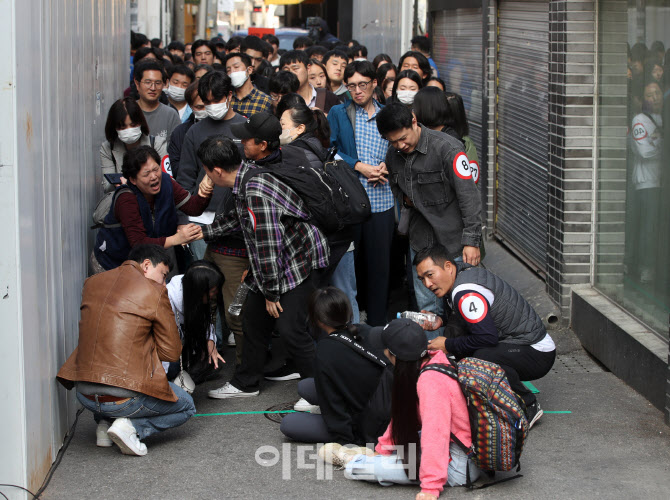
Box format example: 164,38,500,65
231,112,282,166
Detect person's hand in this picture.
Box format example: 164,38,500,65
175,224,201,245
120,176,127,185
198,175,215,197
265,299,283,318
462,245,481,266
420,310,443,331
427,336,447,352
241,269,249,282
207,339,225,369
356,162,388,184
416,492,437,500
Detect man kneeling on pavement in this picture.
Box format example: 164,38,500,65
414,244,556,427
57,244,195,456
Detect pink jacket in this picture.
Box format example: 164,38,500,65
375,350,472,497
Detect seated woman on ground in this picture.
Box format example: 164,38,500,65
100,97,168,193
91,146,213,273
280,288,391,447
165,260,226,390
343,318,480,499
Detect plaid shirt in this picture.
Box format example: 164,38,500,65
202,163,330,302
230,87,272,118
354,101,394,212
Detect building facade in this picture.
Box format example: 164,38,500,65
427,0,669,423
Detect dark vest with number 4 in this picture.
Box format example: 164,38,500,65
452,263,546,345
94,172,177,270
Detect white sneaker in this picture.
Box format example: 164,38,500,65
318,443,375,468
107,418,147,456
96,421,113,447
208,382,259,399
294,397,320,414
226,333,236,346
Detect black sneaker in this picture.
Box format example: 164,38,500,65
264,363,300,381
525,401,544,429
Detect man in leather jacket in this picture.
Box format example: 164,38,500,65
57,245,195,456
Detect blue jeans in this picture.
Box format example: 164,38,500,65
76,383,196,440
409,248,459,339
344,442,479,487
331,250,359,324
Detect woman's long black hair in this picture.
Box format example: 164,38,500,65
390,356,428,479
277,94,331,149
181,260,224,368
308,287,359,340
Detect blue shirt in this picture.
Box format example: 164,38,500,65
354,101,394,213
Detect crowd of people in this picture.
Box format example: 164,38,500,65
57,21,557,498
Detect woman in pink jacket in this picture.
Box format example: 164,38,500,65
344,318,480,499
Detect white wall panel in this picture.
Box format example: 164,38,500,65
0,0,128,495
351,0,413,62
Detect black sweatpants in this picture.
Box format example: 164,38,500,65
471,343,556,407
353,208,395,326
280,378,333,443
231,275,317,392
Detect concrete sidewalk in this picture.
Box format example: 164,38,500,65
39,240,670,500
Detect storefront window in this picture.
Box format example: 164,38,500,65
595,0,669,339
595,0,670,338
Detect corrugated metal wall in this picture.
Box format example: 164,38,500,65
351,0,413,62
0,0,128,493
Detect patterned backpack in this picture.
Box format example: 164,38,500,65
420,357,529,484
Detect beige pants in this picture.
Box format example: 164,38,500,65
204,248,249,365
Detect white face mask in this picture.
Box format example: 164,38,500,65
117,126,142,144
279,127,296,145
166,85,186,102
193,108,208,121
396,90,418,105
205,101,229,120
230,70,249,88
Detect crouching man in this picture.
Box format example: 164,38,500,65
414,245,556,429
57,244,195,456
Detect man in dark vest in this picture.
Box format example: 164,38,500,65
414,245,556,428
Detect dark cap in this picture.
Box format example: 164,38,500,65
210,36,225,48
368,319,428,362
231,113,282,142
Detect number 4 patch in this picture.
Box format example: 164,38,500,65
453,153,472,180
458,292,488,323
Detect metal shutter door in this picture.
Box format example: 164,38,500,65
432,8,484,180
494,0,549,274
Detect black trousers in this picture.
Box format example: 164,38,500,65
353,208,395,326
280,378,333,443
231,275,317,392
471,343,556,407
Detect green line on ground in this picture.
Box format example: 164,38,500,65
543,411,572,414
522,381,540,393
194,410,297,417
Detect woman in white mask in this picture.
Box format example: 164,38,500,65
165,65,195,123
100,97,169,192
391,70,423,107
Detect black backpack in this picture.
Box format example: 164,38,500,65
323,147,371,226
241,147,371,234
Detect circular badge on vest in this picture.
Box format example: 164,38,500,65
453,153,472,180
162,155,172,177
458,292,488,323
470,160,480,184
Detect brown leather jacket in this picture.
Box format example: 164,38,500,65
57,261,182,402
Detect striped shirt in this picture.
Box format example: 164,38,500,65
202,162,330,302
354,101,394,212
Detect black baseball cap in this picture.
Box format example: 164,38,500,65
231,113,282,142
368,319,428,362
210,36,225,49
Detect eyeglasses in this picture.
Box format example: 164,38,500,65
270,93,283,102
141,80,164,89
345,80,373,92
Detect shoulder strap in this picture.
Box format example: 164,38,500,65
420,362,459,380
328,333,387,368
101,186,133,229
316,88,327,111
150,135,156,149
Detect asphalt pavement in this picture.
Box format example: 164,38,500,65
38,240,670,500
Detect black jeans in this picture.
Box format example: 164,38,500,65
471,343,556,407
280,378,333,443
353,208,395,326
231,275,318,392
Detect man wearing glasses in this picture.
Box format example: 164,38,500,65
327,60,394,327
133,60,181,144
